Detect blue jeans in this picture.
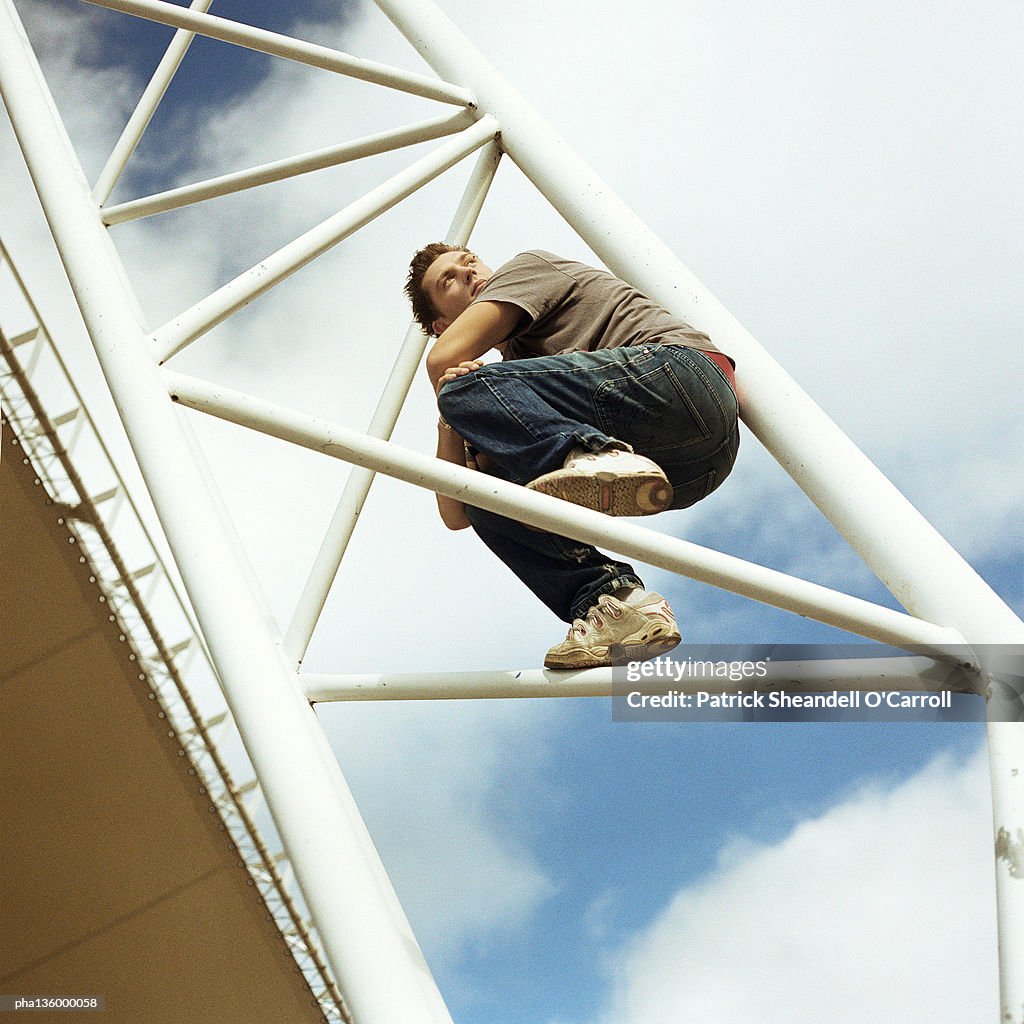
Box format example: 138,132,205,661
437,344,740,622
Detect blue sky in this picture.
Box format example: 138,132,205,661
3,1,1021,1021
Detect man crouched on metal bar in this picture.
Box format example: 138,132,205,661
405,245,740,670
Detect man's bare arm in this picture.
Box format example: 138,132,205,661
434,418,472,531
425,299,522,388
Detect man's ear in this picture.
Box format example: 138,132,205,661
431,316,450,337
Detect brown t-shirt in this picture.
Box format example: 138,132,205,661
474,251,723,361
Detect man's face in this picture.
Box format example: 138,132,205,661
421,250,493,335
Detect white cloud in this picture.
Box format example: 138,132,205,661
583,888,626,944
317,696,563,969
594,747,999,1024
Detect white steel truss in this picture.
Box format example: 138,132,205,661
1,0,1021,1021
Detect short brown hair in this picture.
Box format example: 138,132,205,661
404,242,468,336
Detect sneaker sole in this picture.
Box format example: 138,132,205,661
545,626,682,670
528,469,673,516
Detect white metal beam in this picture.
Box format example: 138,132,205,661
302,655,983,704
100,109,477,224
81,0,475,106
164,368,973,661
92,0,213,206
284,140,503,666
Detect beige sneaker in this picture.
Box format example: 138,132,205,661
545,591,681,669
526,446,673,516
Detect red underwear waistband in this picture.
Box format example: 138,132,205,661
702,350,736,390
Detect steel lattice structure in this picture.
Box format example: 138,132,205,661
1,1,1021,1021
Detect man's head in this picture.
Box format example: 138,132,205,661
405,242,493,337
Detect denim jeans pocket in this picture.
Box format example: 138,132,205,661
593,358,713,454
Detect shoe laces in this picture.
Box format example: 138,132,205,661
569,444,632,466
577,449,617,463
568,595,623,638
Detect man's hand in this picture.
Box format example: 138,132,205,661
435,360,483,396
